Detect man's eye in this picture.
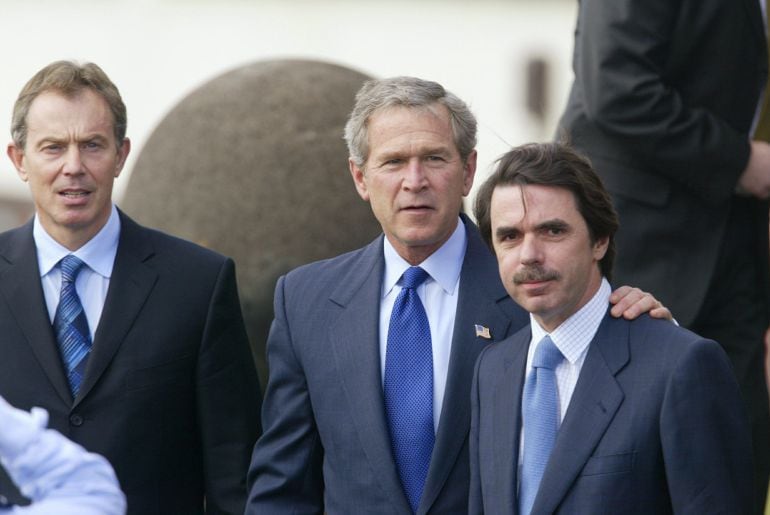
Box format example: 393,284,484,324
380,159,405,170
546,227,565,236
425,156,449,167
499,232,520,242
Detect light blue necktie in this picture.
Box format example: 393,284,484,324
54,255,92,397
519,335,564,515
384,266,434,514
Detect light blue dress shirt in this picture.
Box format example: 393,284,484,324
34,204,120,339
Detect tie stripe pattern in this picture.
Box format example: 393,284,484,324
519,335,564,515
384,266,434,513
54,255,92,397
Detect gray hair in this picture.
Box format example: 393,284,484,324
343,76,477,167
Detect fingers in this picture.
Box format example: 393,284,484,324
609,286,644,318
649,306,674,321
609,286,673,321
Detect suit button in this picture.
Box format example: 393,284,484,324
69,414,84,426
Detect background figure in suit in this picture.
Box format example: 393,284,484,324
0,395,125,515
470,142,753,514
1,61,261,514
558,0,770,509
246,76,669,514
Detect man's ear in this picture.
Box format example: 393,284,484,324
593,235,610,261
461,149,477,196
7,142,28,182
114,138,131,178
349,158,370,202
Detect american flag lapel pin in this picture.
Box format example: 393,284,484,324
474,324,491,339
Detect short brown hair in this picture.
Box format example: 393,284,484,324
474,142,619,279
11,60,127,150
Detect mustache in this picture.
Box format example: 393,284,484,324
513,266,560,284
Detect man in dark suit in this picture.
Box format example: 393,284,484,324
470,142,753,514
1,60,261,514
558,0,770,508
246,76,668,514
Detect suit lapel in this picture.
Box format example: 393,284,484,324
492,330,529,514
533,312,628,514
0,222,72,404
420,218,523,514
76,212,159,404
327,236,413,513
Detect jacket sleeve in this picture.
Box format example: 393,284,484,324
660,338,753,512
245,275,325,514
573,0,752,202
0,396,126,515
196,258,262,514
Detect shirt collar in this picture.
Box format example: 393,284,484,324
34,204,122,279
530,278,611,364
382,217,467,297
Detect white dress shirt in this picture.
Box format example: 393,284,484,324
379,218,466,432
518,278,611,478
526,278,611,423
34,205,121,340
0,395,125,515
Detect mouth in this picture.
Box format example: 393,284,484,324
60,191,89,197
400,205,433,213
58,189,91,202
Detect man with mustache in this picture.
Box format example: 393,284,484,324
470,142,752,514
246,76,669,514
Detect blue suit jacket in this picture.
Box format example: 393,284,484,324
247,218,528,514
469,311,753,514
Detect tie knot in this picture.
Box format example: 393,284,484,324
60,255,86,284
400,266,429,290
532,336,563,371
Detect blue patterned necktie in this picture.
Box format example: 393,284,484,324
384,266,434,514
54,255,92,397
519,335,564,515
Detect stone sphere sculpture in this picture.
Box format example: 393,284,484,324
121,59,381,383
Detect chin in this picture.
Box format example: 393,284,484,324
515,297,552,318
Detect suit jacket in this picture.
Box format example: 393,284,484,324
469,312,753,514
246,217,528,514
559,0,770,326
0,210,261,515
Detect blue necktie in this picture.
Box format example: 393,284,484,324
384,266,434,514
54,255,92,397
519,335,564,515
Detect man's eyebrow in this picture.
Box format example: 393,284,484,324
535,219,569,231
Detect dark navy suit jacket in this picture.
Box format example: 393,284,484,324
0,211,261,514
469,312,753,514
